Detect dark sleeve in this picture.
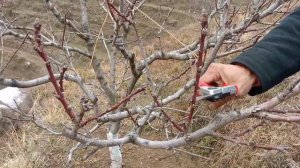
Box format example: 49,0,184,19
231,7,300,96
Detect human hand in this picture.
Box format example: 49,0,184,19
200,63,260,108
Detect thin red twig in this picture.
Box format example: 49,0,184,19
125,0,138,17
59,66,67,93
164,63,193,88
234,121,265,137
80,87,145,126
61,14,67,47
188,11,208,124
153,96,184,132
211,132,286,151
33,23,77,123
106,0,133,24
0,33,29,74
125,108,138,126
266,109,300,113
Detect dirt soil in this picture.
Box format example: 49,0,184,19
1,38,47,84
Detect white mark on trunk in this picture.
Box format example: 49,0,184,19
107,131,122,168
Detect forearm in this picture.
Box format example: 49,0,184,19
232,7,300,95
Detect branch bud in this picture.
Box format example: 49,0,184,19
200,9,208,28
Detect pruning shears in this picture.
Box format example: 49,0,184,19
196,81,238,102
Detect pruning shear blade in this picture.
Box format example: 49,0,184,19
196,83,238,102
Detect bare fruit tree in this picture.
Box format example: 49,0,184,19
0,0,299,167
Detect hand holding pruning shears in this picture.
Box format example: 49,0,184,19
196,81,238,102
197,63,259,107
